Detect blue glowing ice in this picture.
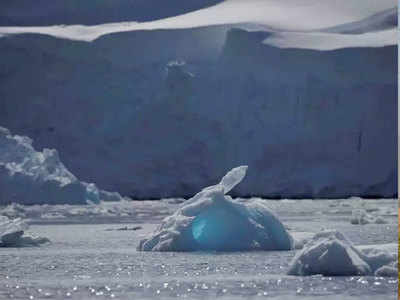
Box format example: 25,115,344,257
138,166,293,252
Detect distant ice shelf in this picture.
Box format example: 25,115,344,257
138,166,293,252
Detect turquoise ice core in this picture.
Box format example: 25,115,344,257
192,206,245,251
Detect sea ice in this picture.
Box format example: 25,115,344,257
0,127,123,205
0,216,49,247
350,209,387,225
288,230,397,277
138,166,293,252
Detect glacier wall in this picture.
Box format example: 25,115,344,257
0,28,396,199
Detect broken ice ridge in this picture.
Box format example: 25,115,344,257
138,166,293,252
0,127,123,205
350,209,387,225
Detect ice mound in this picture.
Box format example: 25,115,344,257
350,209,387,225
138,166,293,252
0,216,49,247
288,230,397,277
0,127,123,205
374,262,398,277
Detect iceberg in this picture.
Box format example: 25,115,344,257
0,127,123,205
138,166,293,252
0,216,49,247
288,230,397,277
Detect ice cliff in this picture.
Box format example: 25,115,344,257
138,166,293,252
0,127,122,205
0,26,396,199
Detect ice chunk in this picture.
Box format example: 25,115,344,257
0,127,123,205
138,166,293,252
0,0,395,44
0,216,49,247
287,230,371,276
350,209,387,225
288,230,397,277
219,166,248,194
357,244,397,275
375,263,398,277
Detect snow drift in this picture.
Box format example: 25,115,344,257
288,230,397,277
0,216,49,247
138,166,293,252
0,127,122,205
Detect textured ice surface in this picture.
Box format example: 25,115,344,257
350,209,387,225
138,166,293,251
0,127,122,205
0,199,397,299
0,216,49,247
288,230,397,277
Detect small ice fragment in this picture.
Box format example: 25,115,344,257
219,166,248,194
0,216,49,247
288,230,397,277
374,263,398,277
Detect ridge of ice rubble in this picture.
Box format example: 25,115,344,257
0,216,49,247
288,230,397,277
0,127,123,205
138,166,293,252
350,209,387,225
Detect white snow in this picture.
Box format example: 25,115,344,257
138,166,293,252
0,127,123,205
0,216,49,247
263,28,396,50
0,0,396,48
288,230,397,277
322,7,397,34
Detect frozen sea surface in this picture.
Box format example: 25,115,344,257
0,199,397,299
